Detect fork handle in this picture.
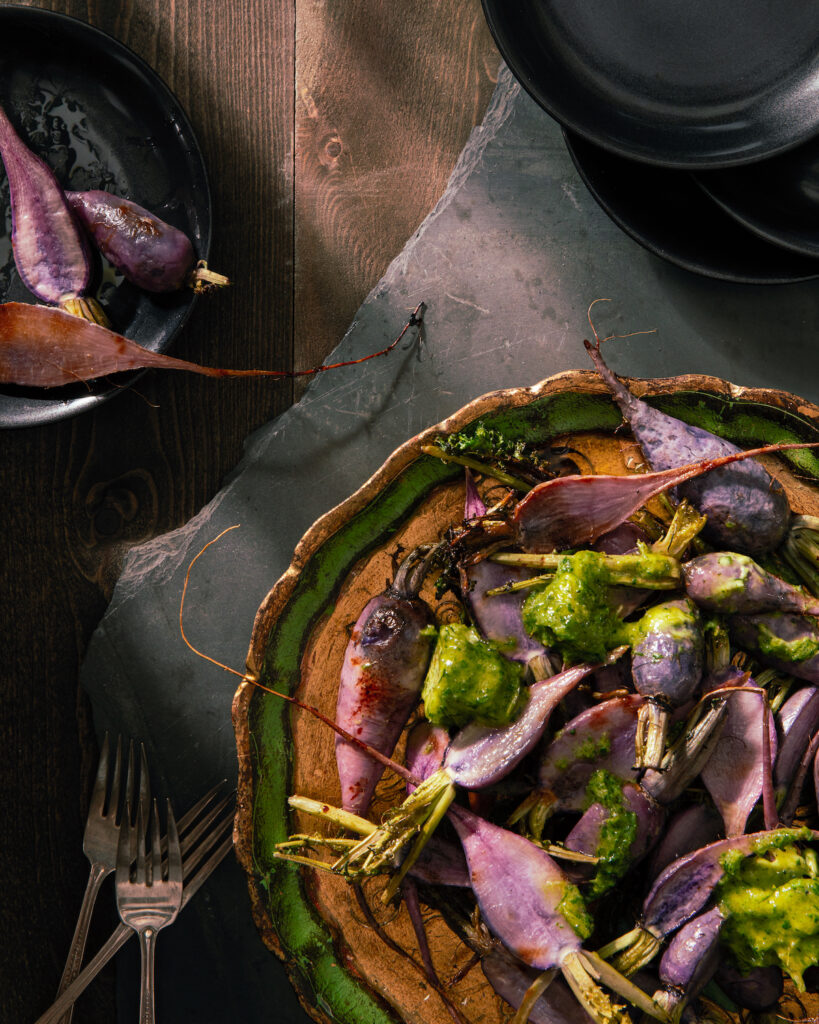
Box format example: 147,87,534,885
138,928,159,1024
54,861,109,1024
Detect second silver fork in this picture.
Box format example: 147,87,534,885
116,799,183,1024
56,734,149,1024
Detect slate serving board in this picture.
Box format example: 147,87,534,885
80,66,819,1023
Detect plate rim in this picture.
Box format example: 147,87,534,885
481,0,819,171
232,368,819,1024
0,4,213,428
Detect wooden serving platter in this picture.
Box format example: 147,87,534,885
233,369,819,1024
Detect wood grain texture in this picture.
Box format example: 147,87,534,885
0,2,294,1022
0,2,497,1022
294,0,499,388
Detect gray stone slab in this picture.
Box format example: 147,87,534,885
80,66,819,1022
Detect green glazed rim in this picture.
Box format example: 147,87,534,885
232,369,819,1024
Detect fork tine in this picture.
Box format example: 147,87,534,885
165,800,183,885
120,739,135,823
115,803,132,881
150,799,162,885
181,809,233,884
135,802,148,883
179,793,234,856
137,743,150,820
106,735,124,819
87,733,110,819
176,780,227,834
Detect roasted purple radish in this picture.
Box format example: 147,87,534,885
335,546,435,816
729,612,819,684
66,190,229,294
683,552,819,615
586,340,791,555
631,598,704,769
0,103,104,323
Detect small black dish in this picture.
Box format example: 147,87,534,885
482,0,819,169
564,129,819,285
696,139,819,259
0,5,212,428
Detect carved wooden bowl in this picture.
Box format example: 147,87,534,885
233,369,819,1024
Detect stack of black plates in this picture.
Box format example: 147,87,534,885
481,0,819,284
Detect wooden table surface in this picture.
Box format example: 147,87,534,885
0,3,498,1022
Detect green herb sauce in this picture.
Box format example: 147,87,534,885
521,551,633,664
756,622,819,665
718,838,819,991
420,623,526,729
583,769,638,898
557,883,594,940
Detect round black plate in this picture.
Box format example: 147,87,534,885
696,139,819,259
0,6,211,428
482,0,819,169
564,129,819,285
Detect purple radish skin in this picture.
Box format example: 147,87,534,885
647,804,723,884
656,906,723,1017
700,667,777,837
335,546,435,816
66,190,229,293
512,442,817,554
530,695,645,820
605,829,815,975
481,949,595,1024
729,613,819,684
448,804,668,1023
683,553,819,615
0,103,91,306
774,686,819,797
713,963,783,1011
585,339,791,555
461,474,546,663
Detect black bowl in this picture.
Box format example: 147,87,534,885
0,5,212,427
482,0,819,170
696,138,819,259
564,129,819,284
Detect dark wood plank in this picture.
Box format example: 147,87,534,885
0,2,498,1022
294,0,499,387
0,2,294,1022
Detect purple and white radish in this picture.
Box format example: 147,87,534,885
606,829,814,975
586,340,791,556
729,612,819,684
647,804,723,884
335,546,435,816
481,948,595,1024
683,553,819,615
631,597,704,768
656,905,723,1018
512,443,816,554
448,804,668,1023
461,472,546,663
774,686,819,801
66,190,229,294
0,103,101,320
700,667,777,837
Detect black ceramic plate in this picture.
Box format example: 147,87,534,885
0,6,211,428
696,139,819,259
482,0,819,169
564,130,819,285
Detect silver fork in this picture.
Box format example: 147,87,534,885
116,798,183,1024
55,734,149,1024
35,782,234,1024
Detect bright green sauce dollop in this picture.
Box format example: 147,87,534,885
756,622,819,665
557,882,594,939
521,551,632,664
583,769,638,898
421,623,526,729
718,842,819,991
